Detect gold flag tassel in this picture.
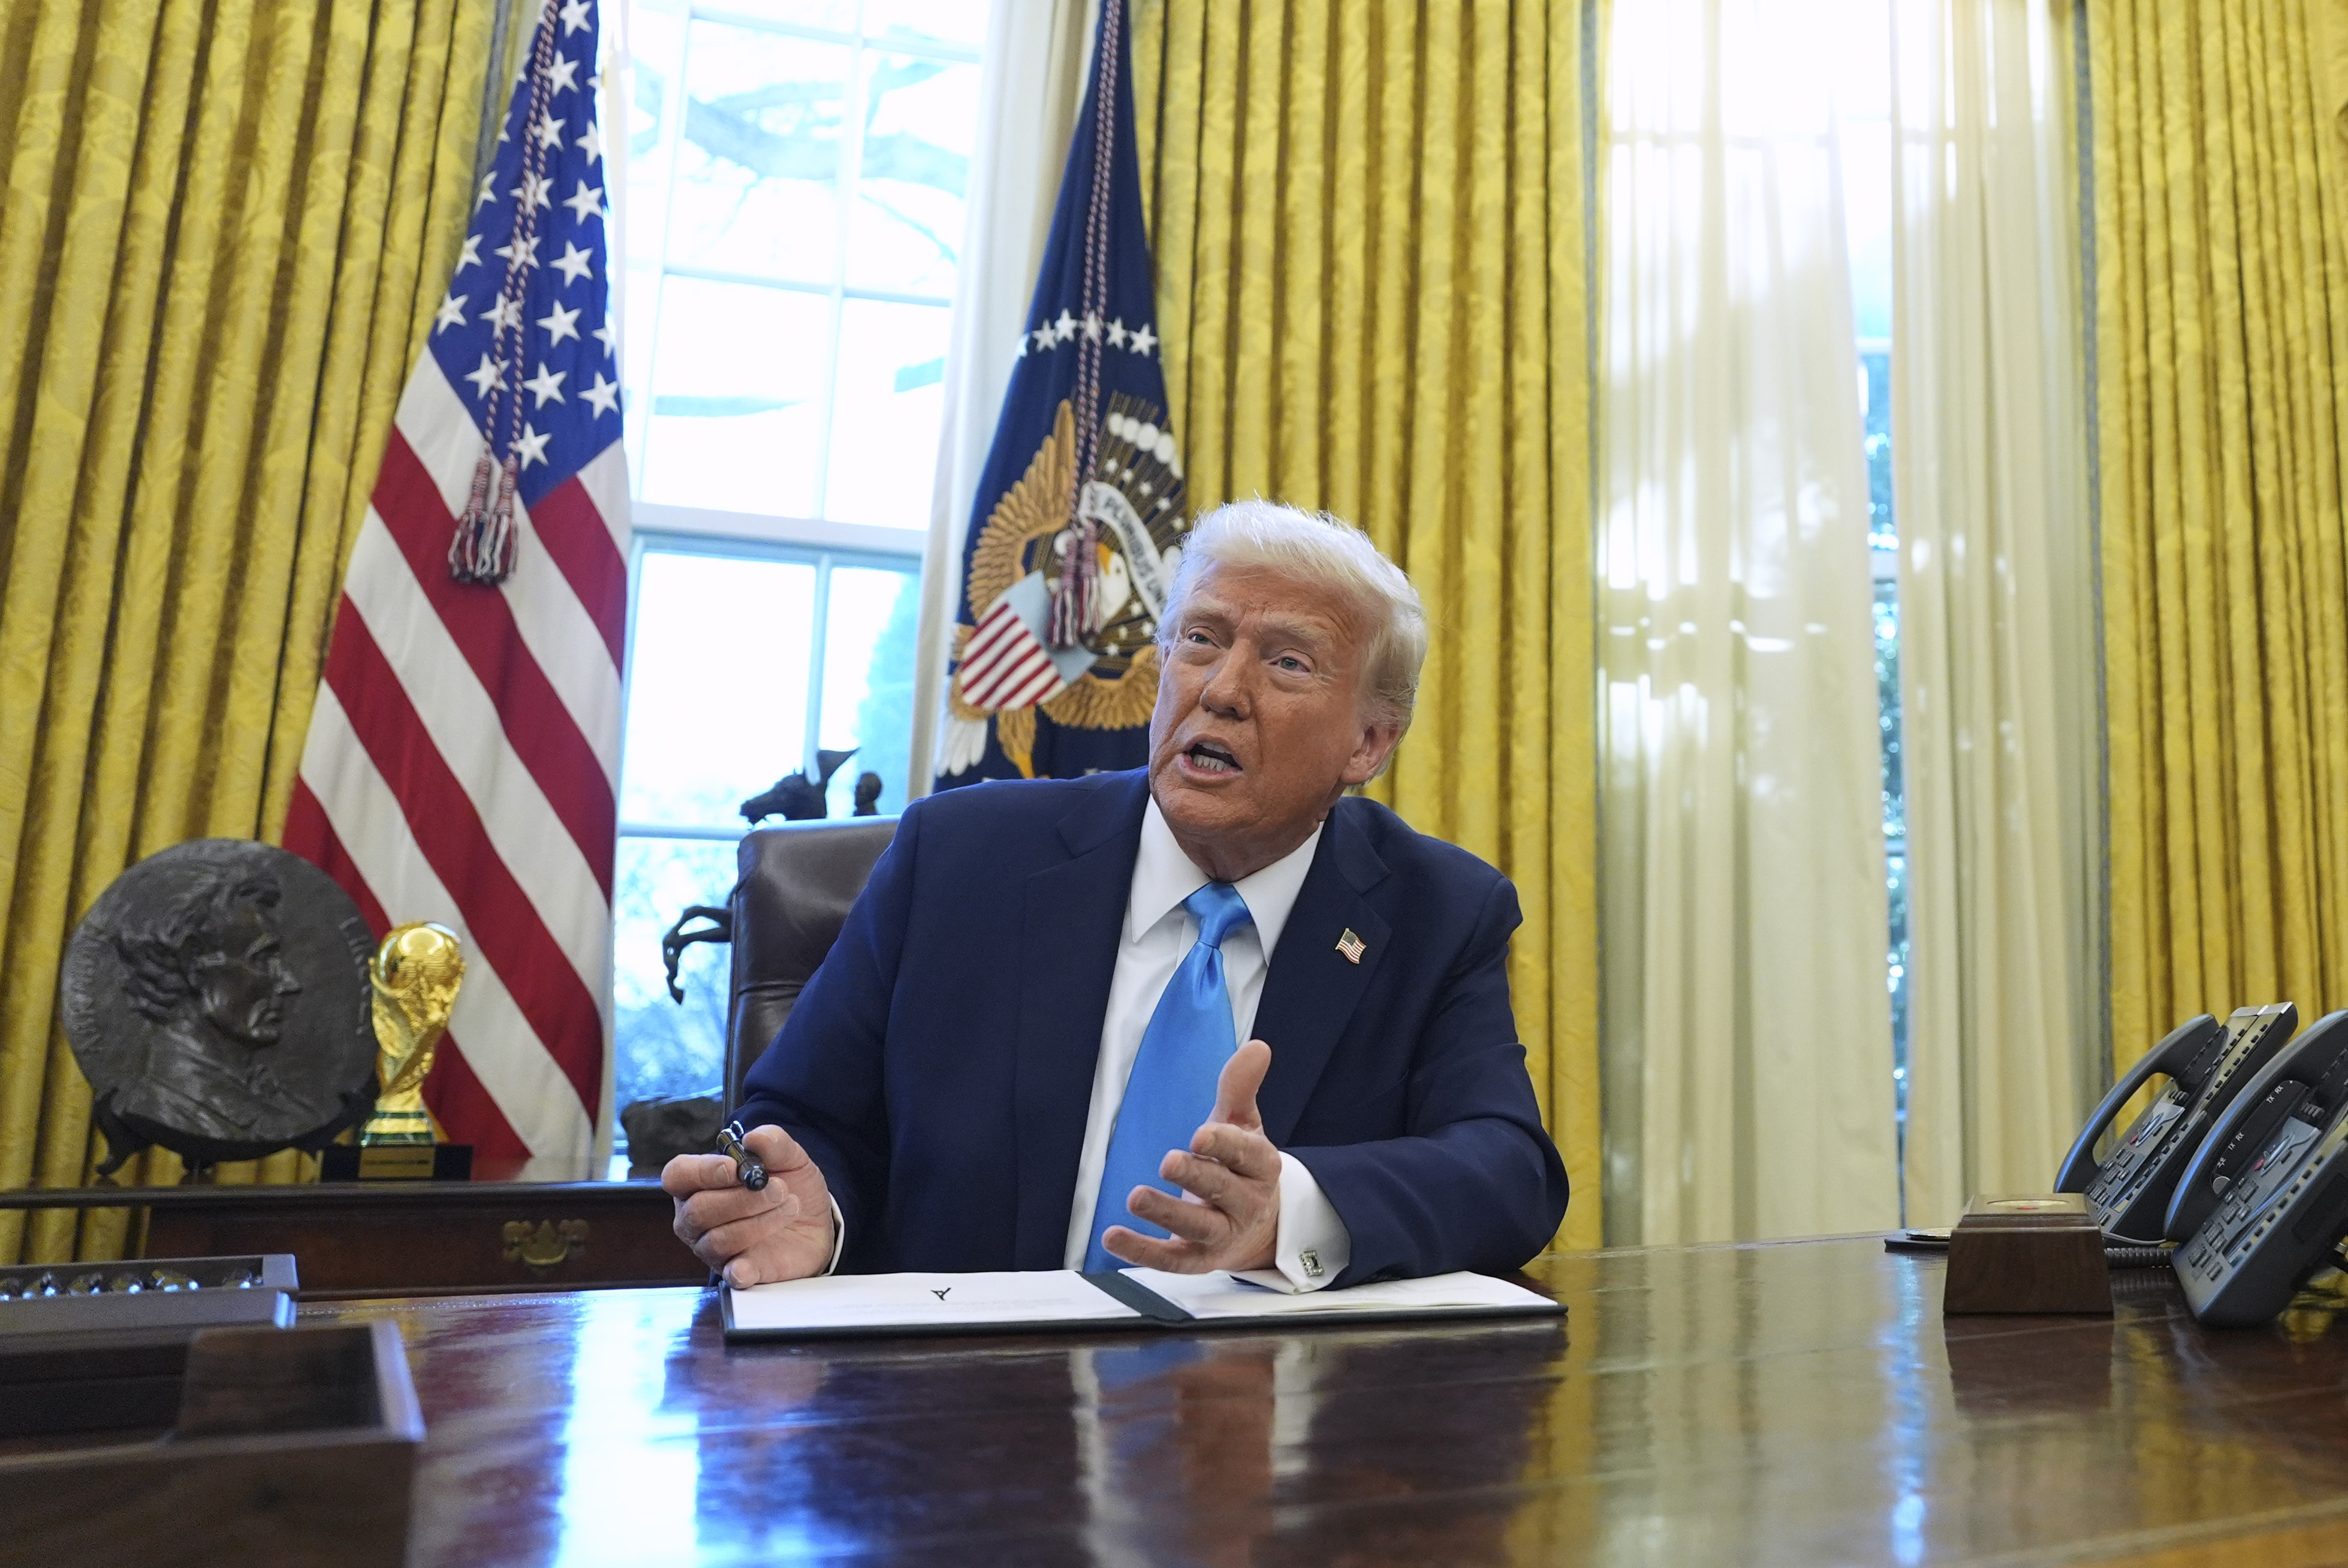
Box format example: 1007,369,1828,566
450,447,522,584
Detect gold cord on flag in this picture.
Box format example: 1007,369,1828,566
450,1,565,586
1047,0,1126,651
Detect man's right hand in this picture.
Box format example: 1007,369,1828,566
662,1123,836,1287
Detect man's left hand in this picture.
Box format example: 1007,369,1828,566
1104,1039,1280,1273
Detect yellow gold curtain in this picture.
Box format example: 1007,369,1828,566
1132,0,1601,1249
0,0,495,1263
2090,0,2348,1075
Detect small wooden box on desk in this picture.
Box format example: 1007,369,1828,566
1943,1193,2114,1315
0,1172,705,1299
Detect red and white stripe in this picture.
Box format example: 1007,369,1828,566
958,595,1067,711
282,363,628,1174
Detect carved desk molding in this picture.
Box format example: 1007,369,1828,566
0,1181,701,1299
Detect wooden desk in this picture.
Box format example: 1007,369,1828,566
299,1235,2348,1567
0,1180,704,1297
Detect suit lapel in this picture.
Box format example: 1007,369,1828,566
1012,772,1148,1268
1252,800,1391,1147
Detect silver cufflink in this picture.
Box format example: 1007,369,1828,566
1300,1248,1324,1278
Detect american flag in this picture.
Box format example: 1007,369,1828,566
282,0,626,1174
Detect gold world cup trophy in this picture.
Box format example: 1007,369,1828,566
352,922,466,1177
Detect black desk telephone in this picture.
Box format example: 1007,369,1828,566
2049,1003,2348,1326
2166,1010,2348,1326
2054,1005,2295,1243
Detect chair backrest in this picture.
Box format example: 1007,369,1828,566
724,816,897,1108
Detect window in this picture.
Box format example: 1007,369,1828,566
613,541,918,1123
619,0,984,523
607,0,990,1140
1838,7,1910,1181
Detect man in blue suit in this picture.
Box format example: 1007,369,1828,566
667,502,1568,1290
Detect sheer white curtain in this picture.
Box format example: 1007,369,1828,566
1890,0,2100,1227
1599,0,1900,1245
907,0,1095,795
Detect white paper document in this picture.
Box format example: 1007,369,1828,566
727,1270,1141,1334
723,1267,1559,1338
1120,1268,1556,1320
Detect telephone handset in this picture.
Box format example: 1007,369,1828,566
2164,1010,2348,1244
2170,1011,2348,1326
2053,1005,2296,1242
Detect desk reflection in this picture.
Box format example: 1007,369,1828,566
322,1240,2348,1568
668,1320,1565,1567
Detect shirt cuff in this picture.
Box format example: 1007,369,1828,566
822,1194,846,1276
1232,1151,1352,1293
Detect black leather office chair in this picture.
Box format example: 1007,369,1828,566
722,816,897,1108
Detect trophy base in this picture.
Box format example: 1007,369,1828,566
321,1144,475,1183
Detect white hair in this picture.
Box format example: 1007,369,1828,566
1155,499,1427,737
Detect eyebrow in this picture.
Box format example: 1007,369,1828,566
1183,598,1339,651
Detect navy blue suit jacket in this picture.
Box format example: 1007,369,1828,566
734,769,1569,1286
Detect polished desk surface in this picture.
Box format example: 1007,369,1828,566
309,1236,2348,1568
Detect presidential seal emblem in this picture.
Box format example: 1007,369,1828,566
59,839,381,1172
950,395,1188,777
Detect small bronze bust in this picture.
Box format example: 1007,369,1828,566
61,840,379,1172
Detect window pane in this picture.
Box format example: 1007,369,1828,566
709,0,857,32
623,551,816,827
863,0,986,48
819,565,918,815
1843,119,1892,341
624,6,687,269
670,24,850,284
822,297,948,526
846,53,980,298
611,837,739,1133
642,276,828,514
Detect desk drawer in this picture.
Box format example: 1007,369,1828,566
144,1186,705,1298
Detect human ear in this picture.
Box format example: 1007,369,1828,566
1341,720,1403,786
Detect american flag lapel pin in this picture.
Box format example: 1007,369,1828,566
1336,928,1366,964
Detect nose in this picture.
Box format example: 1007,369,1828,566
1196,647,1251,719
275,964,302,996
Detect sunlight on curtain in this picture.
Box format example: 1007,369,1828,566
0,0,493,1262
1889,0,2102,1228
1598,0,1899,1245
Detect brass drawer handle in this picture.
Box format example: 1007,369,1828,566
502,1219,589,1270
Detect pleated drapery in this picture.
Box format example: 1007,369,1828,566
2090,0,2348,1071
1598,0,1901,1245
1890,0,2103,1227
1132,0,1602,1249
0,0,496,1262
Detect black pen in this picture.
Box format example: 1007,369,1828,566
716,1119,768,1191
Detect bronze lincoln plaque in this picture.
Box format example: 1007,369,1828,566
61,839,379,1172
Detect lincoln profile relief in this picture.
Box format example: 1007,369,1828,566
110,866,303,1142
61,839,380,1169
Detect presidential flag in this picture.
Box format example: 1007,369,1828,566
281,0,626,1174
935,0,1186,787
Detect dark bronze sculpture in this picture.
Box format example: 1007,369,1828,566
60,840,379,1173
852,771,882,816
740,748,857,824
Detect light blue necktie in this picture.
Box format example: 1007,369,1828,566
1082,882,1253,1272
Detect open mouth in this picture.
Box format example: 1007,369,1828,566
1184,740,1241,774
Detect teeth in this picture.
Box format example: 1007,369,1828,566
1189,746,1235,773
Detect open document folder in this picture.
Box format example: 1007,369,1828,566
720,1267,1563,1341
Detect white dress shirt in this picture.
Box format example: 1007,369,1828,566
1059,798,1354,1291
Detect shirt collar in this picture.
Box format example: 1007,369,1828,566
1128,795,1324,961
